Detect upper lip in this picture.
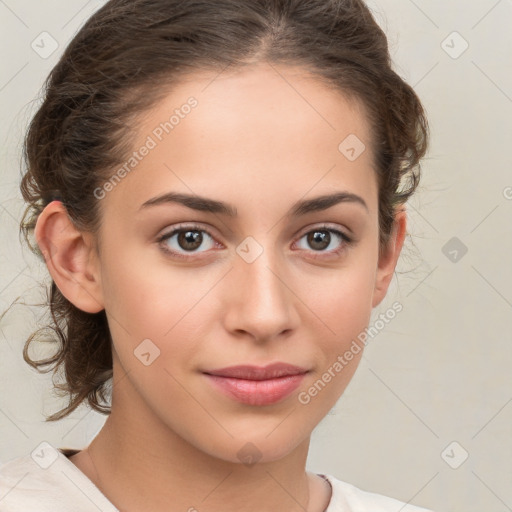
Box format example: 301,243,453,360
204,363,309,381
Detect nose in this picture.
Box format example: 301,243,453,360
222,243,300,343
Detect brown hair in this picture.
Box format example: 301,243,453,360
17,0,429,421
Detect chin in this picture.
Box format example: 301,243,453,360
195,428,308,467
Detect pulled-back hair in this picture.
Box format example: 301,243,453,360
17,0,429,421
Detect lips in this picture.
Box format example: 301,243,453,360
203,363,309,405
204,362,308,380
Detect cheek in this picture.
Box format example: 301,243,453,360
294,267,375,415
100,239,188,327
295,247,377,402
100,247,219,368
299,254,377,337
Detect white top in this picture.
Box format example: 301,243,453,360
0,445,434,511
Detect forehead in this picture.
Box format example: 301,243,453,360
102,62,377,217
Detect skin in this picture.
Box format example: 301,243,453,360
35,62,406,512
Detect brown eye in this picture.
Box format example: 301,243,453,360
176,230,204,251
158,224,217,259
306,230,331,251
294,225,352,258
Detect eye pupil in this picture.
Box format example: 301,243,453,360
308,230,330,251
178,230,203,251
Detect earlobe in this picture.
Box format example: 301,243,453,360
34,201,105,314
371,208,407,308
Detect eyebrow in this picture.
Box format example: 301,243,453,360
139,190,368,216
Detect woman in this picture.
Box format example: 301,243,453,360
0,0,432,510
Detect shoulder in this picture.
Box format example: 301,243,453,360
322,474,435,512
0,444,118,512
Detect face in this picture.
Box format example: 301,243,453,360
39,62,404,465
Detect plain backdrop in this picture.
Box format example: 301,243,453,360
1,1,511,511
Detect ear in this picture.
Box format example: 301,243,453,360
34,201,105,313
371,207,407,308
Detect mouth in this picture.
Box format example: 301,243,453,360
202,363,309,406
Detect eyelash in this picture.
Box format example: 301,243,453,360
156,223,353,261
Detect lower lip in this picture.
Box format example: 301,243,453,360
204,373,307,405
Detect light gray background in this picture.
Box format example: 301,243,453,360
1,1,511,511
